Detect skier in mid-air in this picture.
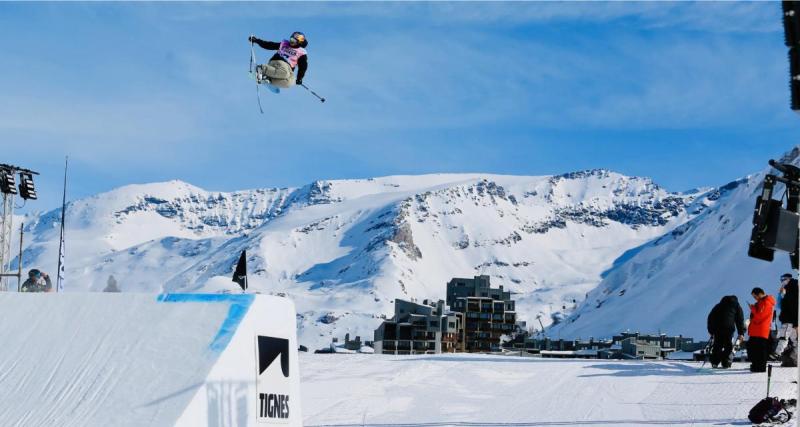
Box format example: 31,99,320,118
706,295,745,368
249,32,308,89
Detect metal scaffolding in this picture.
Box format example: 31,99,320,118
0,193,13,291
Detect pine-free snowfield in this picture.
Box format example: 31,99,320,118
300,353,797,426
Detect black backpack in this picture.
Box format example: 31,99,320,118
748,365,795,424
748,397,792,424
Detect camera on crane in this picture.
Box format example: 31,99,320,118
748,160,800,269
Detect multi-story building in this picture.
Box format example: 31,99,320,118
620,337,661,359
446,275,516,352
612,332,704,358
440,310,465,353
373,275,519,355
373,299,464,355
522,332,704,359
525,337,615,352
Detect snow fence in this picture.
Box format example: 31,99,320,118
0,292,302,427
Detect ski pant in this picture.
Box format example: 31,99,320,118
775,324,794,355
710,329,734,367
262,59,295,88
747,337,770,372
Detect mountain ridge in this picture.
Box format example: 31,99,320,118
550,146,800,341
9,168,718,349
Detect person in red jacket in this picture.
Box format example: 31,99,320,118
747,287,776,372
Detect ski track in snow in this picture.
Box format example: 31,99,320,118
299,353,797,427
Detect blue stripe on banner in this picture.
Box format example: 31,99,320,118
209,303,250,353
156,293,255,304
157,293,255,353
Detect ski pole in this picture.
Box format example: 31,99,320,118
299,83,326,103
767,364,773,398
700,335,713,369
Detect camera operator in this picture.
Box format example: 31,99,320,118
20,269,53,293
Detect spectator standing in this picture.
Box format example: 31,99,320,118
747,287,776,373
707,295,746,368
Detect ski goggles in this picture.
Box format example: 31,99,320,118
290,34,305,44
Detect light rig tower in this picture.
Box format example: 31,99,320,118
0,164,38,291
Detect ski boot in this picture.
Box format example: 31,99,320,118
255,65,269,84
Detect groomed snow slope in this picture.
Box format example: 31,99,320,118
300,353,797,426
0,293,301,427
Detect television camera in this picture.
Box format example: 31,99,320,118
748,159,800,269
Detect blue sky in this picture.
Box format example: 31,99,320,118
0,2,797,212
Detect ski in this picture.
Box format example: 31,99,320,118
249,41,264,114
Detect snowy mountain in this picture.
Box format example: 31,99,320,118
9,170,711,350
550,146,800,341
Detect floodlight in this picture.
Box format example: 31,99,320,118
0,169,16,195
18,172,36,200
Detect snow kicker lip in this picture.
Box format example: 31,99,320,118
157,293,255,352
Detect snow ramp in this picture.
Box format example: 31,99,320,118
0,293,302,427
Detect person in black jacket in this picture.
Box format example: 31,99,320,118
779,273,798,327
778,273,798,353
707,295,745,368
249,32,309,88
20,269,52,293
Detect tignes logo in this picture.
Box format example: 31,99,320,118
258,336,289,377
256,335,291,423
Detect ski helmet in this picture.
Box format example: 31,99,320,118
289,31,308,48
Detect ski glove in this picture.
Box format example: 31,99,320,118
248,35,257,43
295,78,303,85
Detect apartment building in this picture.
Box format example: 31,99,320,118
446,275,516,352
373,299,465,355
